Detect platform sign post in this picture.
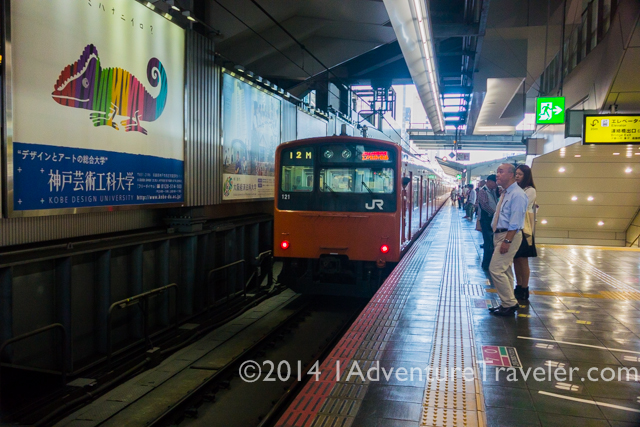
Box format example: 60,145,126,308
536,97,565,125
583,115,640,144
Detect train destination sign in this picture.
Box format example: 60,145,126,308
536,97,565,124
583,115,640,144
361,151,389,161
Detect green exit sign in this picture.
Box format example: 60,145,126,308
456,174,462,179
536,97,565,124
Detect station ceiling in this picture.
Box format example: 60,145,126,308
193,0,561,132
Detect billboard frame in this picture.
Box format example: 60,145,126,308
2,0,187,218
220,69,284,203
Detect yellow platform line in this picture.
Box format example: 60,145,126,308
485,288,640,301
539,244,640,252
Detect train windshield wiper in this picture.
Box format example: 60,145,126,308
361,181,373,194
324,183,335,193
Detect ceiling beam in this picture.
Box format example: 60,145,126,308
433,23,481,38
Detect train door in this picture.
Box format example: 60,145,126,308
419,176,423,228
407,171,413,241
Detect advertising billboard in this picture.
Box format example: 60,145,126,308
222,72,281,201
6,0,185,216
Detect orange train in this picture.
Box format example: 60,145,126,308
274,136,453,297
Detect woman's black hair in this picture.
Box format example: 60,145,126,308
516,164,535,189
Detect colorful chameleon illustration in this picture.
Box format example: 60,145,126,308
52,44,167,135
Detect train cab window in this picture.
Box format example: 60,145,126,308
281,166,314,192
281,146,314,192
319,168,394,193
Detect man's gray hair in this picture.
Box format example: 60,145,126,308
501,163,516,174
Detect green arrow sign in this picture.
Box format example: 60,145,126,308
536,97,565,124
456,174,462,179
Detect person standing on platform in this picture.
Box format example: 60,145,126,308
475,180,485,218
459,186,466,209
478,175,499,269
488,164,528,316
464,184,476,219
513,165,537,301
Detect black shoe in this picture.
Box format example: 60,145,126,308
514,286,529,301
514,285,524,300
491,305,519,316
480,244,484,248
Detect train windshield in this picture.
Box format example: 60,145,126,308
281,166,314,192
319,168,394,193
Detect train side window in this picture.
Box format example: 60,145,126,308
281,166,314,192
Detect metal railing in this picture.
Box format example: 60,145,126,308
0,323,68,403
106,283,179,366
206,250,273,308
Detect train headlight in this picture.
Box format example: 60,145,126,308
380,244,390,254
342,149,352,159
324,150,334,159
280,240,290,250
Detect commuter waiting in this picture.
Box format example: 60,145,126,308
464,184,475,219
513,165,538,301
488,164,528,316
477,175,498,269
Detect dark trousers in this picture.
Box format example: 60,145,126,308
480,216,494,269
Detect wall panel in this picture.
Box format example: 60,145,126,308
185,31,220,206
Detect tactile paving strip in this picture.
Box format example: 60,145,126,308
420,210,485,427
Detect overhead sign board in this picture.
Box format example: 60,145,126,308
456,152,470,161
583,115,640,144
536,97,565,125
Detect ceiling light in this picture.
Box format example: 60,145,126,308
558,167,566,173
571,196,578,201
182,10,196,21
635,153,640,155
574,154,581,158
598,221,604,226
613,153,620,155
541,220,548,224
145,1,156,10
587,196,594,201
625,167,633,173
166,0,180,11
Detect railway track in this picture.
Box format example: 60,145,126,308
50,290,364,427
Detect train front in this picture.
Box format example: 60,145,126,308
274,136,401,297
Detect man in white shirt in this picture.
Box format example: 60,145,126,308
488,164,528,316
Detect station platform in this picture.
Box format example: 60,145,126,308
277,203,640,427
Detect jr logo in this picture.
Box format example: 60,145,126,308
365,199,384,210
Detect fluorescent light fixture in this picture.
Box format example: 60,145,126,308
541,219,548,224
558,167,566,173
574,154,581,157
598,221,604,226
587,196,594,201
571,196,578,201
613,152,620,155
166,0,180,11
182,10,196,21
625,167,632,173
145,2,156,10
